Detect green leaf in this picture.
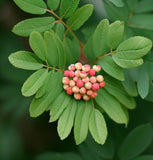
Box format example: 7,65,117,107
58,100,77,140
137,64,150,99
74,101,92,145
66,4,93,31
133,155,153,160
126,0,138,12
112,36,152,68
47,0,60,10
12,17,55,37
89,109,107,145
44,31,65,69
130,14,153,31
107,20,124,49
98,56,124,81
119,124,153,160
95,88,128,124
92,19,110,57
59,0,80,18
30,71,63,117
49,92,71,122
29,31,46,61
55,23,65,40
8,51,43,70
122,70,138,97
109,0,124,7
135,0,153,13
21,69,48,97
14,0,47,14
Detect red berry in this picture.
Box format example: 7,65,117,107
73,76,79,82
77,80,84,88
90,76,97,83
75,62,82,70
69,80,75,87
91,92,97,98
80,87,86,94
80,71,87,78
72,86,80,93
75,70,81,77
82,77,90,83
64,70,70,77
82,65,90,72
93,65,101,72
83,94,90,101
62,77,70,85
68,64,75,71
97,75,104,82
74,93,82,100
63,84,69,90
67,88,73,95
87,90,93,96
69,71,75,78
85,82,92,90
92,83,100,91
99,81,105,87
88,69,96,76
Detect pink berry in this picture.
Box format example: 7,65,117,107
87,90,93,96
82,65,90,72
67,88,73,95
91,92,97,98
72,86,80,93
82,77,90,83
69,71,75,78
69,80,75,87
62,77,70,85
97,75,104,82
63,84,69,90
75,70,81,77
77,80,84,88
93,65,101,72
80,87,86,94
80,71,87,78
83,94,90,101
74,93,82,100
92,83,100,91
90,76,97,83
75,62,82,70
88,69,96,76
73,76,79,82
64,70,70,77
99,81,105,87
85,82,92,90
68,64,76,71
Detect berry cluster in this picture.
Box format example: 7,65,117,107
62,62,105,101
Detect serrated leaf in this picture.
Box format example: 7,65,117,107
107,20,124,49
8,51,43,70
29,31,46,61
14,0,47,14
74,101,92,145
119,124,153,160
21,69,48,97
30,71,63,117
44,31,65,69
98,56,124,81
93,19,110,57
55,23,65,40
135,0,153,13
47,0,60,10
109,0,124,7
66,4,93,31
133,155,153,160
112,36,152,68
95,89,128,124
89,109,107,145
58,100,77,140
49,92,71,122
59,0,80,18
12,17,55,37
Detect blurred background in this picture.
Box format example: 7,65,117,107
0,0,153,160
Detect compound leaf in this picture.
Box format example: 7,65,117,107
47,0,60,10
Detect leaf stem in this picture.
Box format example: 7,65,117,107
91,99,95,109
43,64,64,72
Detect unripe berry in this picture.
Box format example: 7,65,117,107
90,76,97,83
69,80,75,87
82,77,90,83
93,65,101,72
67,88,73,95
75,70,81,77
62,77,70,85
80,71,87,78
64,70,70,77
75,62,82,70
80,87,86,94
91,92,97,98
82,64,90,72
73,76,79,82
97,75,104,82
85,82,92,89
88,69,96,76
92,83,100,91
69,71,75,78
74,93,82,100
68,64,75,71
72,86,80,93
83,94,90,101
63,84,69,90
77,80,84,88
87,90,93,96
99,81,105,87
